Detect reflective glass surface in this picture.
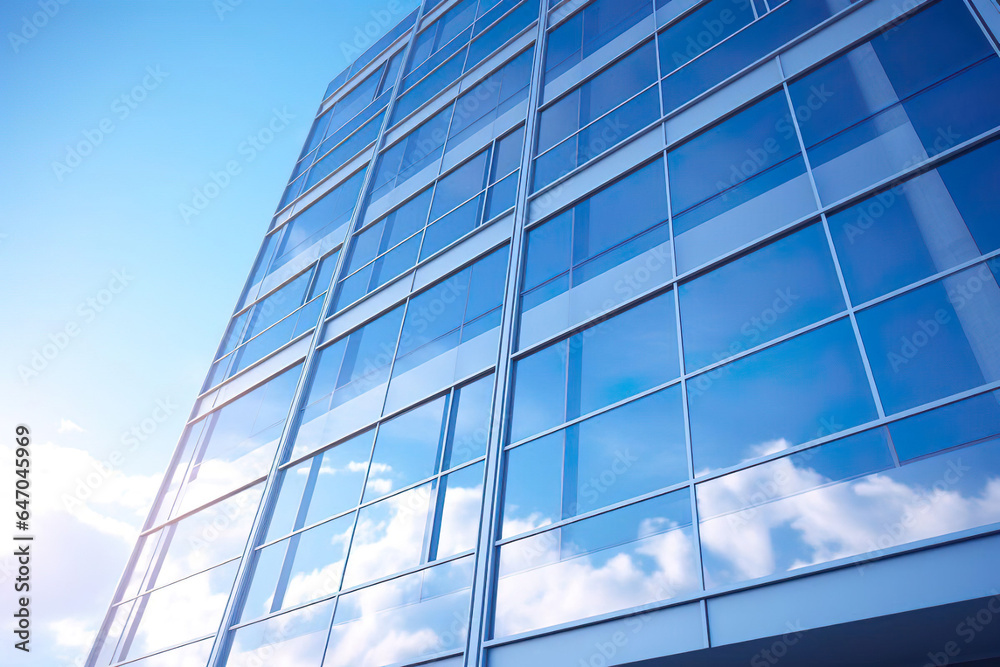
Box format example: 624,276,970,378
679,222,845,371
698,429,1000,587
789,0,1000,204
520,159,671,347
856,263,1000,414
511,292,680,442
828,139,1000,304
325,556,474,667
668,91,815,273
503,385,688,537
494,490,699,637
688,319,877,473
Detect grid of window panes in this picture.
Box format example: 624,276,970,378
495,0,1000,641
87,0,1000,666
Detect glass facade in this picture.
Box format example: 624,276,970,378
89,0,1000,666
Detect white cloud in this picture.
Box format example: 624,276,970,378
50,617,95,652
58,418,85,433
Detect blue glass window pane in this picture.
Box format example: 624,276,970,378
465,246,508,321
572,385,687,515
365,397,447,501
393,53,466,122
445,374,494,467
342,482,434,587
369,234,421,289
680,223,846,371
855,263,1000,415
265,460,310,542
486,171,518,219
829,140,1000,304
466,0,539,70
511,343,568,442
523,210,572,291
450,68,504,139
421,195,483,260
494,488,698,638
432,461,485,559
669,92,800,216
493,125,525,178
289,514,354,604
689,319,877,473
305,307,404,406
581,0,652,61
228,600,333,666
789,0,1000,204
889,390,1000,462
301,430,374,525
502,431,564,537
668,91,815,272
697,428,896,588
327,557,474,667
657,0,755,76
400,265,470,350
662,0,838,113
572,293,679,417
544,12,583,80
574,159,667,264
431,150,490,220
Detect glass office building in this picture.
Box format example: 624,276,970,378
88,0,1000,665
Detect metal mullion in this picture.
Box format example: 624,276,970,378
115,555,243,612
229,546,479,635
140,472,268,539
203,1,428,660
463,4,550,665
108,633,217,667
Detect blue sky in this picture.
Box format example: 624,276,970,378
0,1,417,663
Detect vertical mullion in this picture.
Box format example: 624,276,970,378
201,3,428,662
464,2,549,665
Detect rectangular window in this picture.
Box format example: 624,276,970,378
511,292,680,443
855,262,1000,415
668,91,815,273
336,130,520,312
447,47,532,153
520,159,671,348
154,366,301,524
697,428,1000,588
370,103,454,203
493,489,699,638
533,40,659,191
656,0,754,77
393,0,539,125
250,167,367,306
688,319,876,474
502,385,687,538
208,251,338,389
296,307,405,454
326,556,475,666
385,247,508,413
544,0,654,83
788,0,1000,204
829,138,1000,305
661,0,847,113
679,222,845,371
226,600,334,667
